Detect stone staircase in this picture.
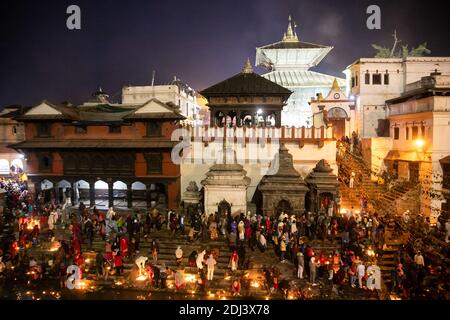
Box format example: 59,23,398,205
337,149,416,216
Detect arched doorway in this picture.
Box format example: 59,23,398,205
319,192,334,213
40,179,54,203
74,180,89,205
113,181,127,207
218,200,231,218
57,180,71,204
327,107,348,140
276,199,292,217
94,180,108,207
132,181,146,208
147,183,167,209
215,111,226,127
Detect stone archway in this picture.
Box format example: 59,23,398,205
276,199,292,217
40,179,54,203
327,107,348,140
113,181,127,207
218,199,231,217
132,181,147,208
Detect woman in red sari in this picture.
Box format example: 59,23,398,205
120,236,129,258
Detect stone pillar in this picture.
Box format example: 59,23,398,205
127,183,132,209
89,181,95,208
276,111,281,127
54,186,60,205
108,182,114,208
71,182,77,206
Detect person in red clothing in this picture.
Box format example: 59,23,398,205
10,239,19,260
244,223,252,241
71,223,80,241
231,278,241,296
305,245,314,259
114,251,124,276
72,238,81,256
265,218,272,237
120,236,129,258
145,265,154,286
104,242,113,261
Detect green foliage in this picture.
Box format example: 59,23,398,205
371,42,431,58
371,44,392,58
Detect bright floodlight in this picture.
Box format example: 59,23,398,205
257,109,262,115
415,139,425,149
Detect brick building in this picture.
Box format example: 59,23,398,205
10,90,184,210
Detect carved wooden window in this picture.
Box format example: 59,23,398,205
147,122,161,137
38,154,52,172
37,123,51,137
109,125,121,133
365,73,370,84
145,153,163,174
75,125,87,134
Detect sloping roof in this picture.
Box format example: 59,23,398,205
14,98,184,122
262,70,346,88
200,71,292,97
258,40,328,50
125,98,185,120
15,101,79,121
10,139,177,149
0,106,32,118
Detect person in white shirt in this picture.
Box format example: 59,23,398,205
258,234,267,252
414,251,425,268
206,254,217,280
357,262,366,288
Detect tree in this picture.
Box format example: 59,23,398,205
371,30,431,58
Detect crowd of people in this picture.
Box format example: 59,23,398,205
1,171,449,299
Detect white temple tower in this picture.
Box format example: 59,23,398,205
256,16,346,127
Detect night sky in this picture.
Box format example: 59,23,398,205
1,0,450,107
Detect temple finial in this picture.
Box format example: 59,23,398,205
282,15,299,42
331,78,340,91
242,57,253,73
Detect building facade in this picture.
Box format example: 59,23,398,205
11,91,184,210
256,16,346,127
122,77,204,125
180,60,339,216
309,78,356,140
344,57,450,138
384,73,450,223
0,106,28,175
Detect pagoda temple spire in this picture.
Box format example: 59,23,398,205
282,15,299,42
242,57,253,73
